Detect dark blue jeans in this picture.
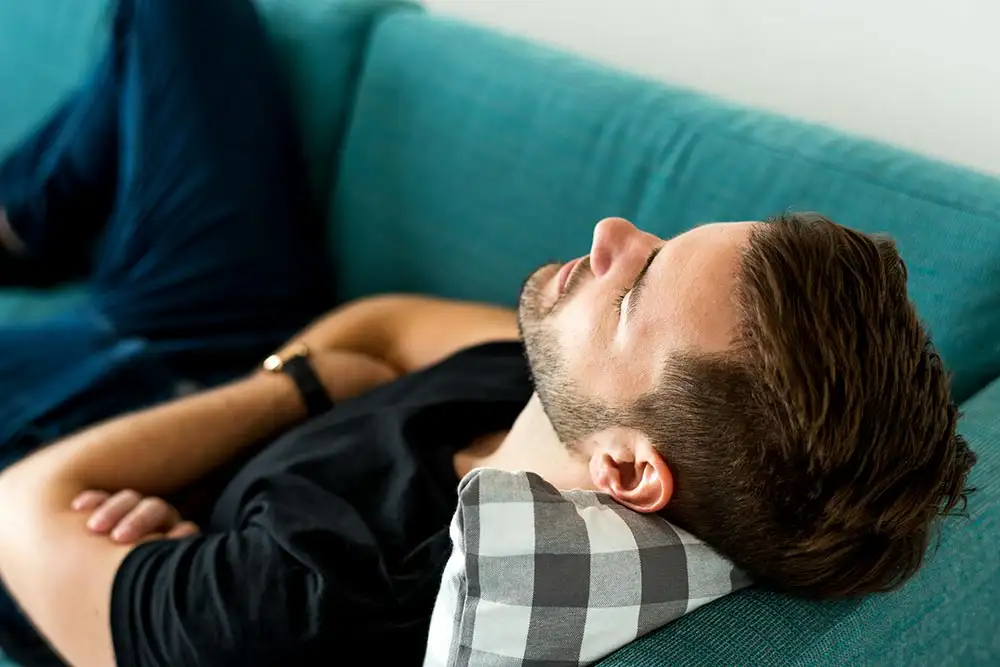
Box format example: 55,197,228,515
0,0,330,650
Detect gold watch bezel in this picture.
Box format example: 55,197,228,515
262,342,310,372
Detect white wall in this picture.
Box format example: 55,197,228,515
423,0,1000,176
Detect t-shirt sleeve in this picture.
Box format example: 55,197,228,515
110,527,336,667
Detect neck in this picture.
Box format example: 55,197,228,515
454,393,595,491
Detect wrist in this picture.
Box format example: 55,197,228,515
245,370,309,426
260,342,336,418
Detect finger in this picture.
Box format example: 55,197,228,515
72,490,110,512
111,497,180,543
165,521,201,539
87,489,143,533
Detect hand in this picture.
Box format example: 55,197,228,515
71,489,200,544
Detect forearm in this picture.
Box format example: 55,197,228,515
0,372,300,655
0,346,395,667
0,371,303,504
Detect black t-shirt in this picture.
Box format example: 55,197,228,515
109,341,532,667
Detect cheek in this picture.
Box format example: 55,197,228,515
552,286,604,357
551,290,649,402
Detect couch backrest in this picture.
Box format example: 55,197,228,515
2,2,995,666
0,2,109,156
330,9,1000,666
333,8,1000,405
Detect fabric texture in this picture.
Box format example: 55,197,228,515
0,0,328,452
425,469,750,667
334,10,1000,406
0,6,106,663
254,0,415,208
597,378,1000,667
0,0,407,221
0,285,89,323
0,0,330,659
111,341,532,667
331,9,1000,665
0,0,998,665
0,1,109,158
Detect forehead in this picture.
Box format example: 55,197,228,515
640,221,758,355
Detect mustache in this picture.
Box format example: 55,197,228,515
519,255,591,324
560,255,591,301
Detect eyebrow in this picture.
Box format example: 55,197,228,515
626,245,663,321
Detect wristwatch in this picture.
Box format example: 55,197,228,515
261,342,335,418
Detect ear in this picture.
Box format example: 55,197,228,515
587,428,673,513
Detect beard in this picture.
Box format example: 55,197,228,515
517,263,613,448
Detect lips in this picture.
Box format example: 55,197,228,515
557,257,581,296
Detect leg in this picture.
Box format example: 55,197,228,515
0,14,125,653
0,0,328,646
92,0,330,378
0,36,121,286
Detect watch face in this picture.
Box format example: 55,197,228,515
262,354,283,372
262,343,310,372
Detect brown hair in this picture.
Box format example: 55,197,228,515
632,212,977,599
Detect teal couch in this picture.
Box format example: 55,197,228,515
1,1,997,665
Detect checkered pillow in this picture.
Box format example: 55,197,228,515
424,468,751,667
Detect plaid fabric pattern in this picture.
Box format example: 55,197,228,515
425,469,751,667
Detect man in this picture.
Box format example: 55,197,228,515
0,0,977,666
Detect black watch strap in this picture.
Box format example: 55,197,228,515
282,354,335,418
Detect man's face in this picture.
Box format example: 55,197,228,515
518,217,757,445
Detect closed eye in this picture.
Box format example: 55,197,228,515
624,246,662,320
613,287,629,313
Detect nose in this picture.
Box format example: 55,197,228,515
589,217,657,278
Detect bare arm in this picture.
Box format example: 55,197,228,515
287,293,519,374
0,293,518,665
0,371,305,666
1,294,516,500
0,371,304,500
